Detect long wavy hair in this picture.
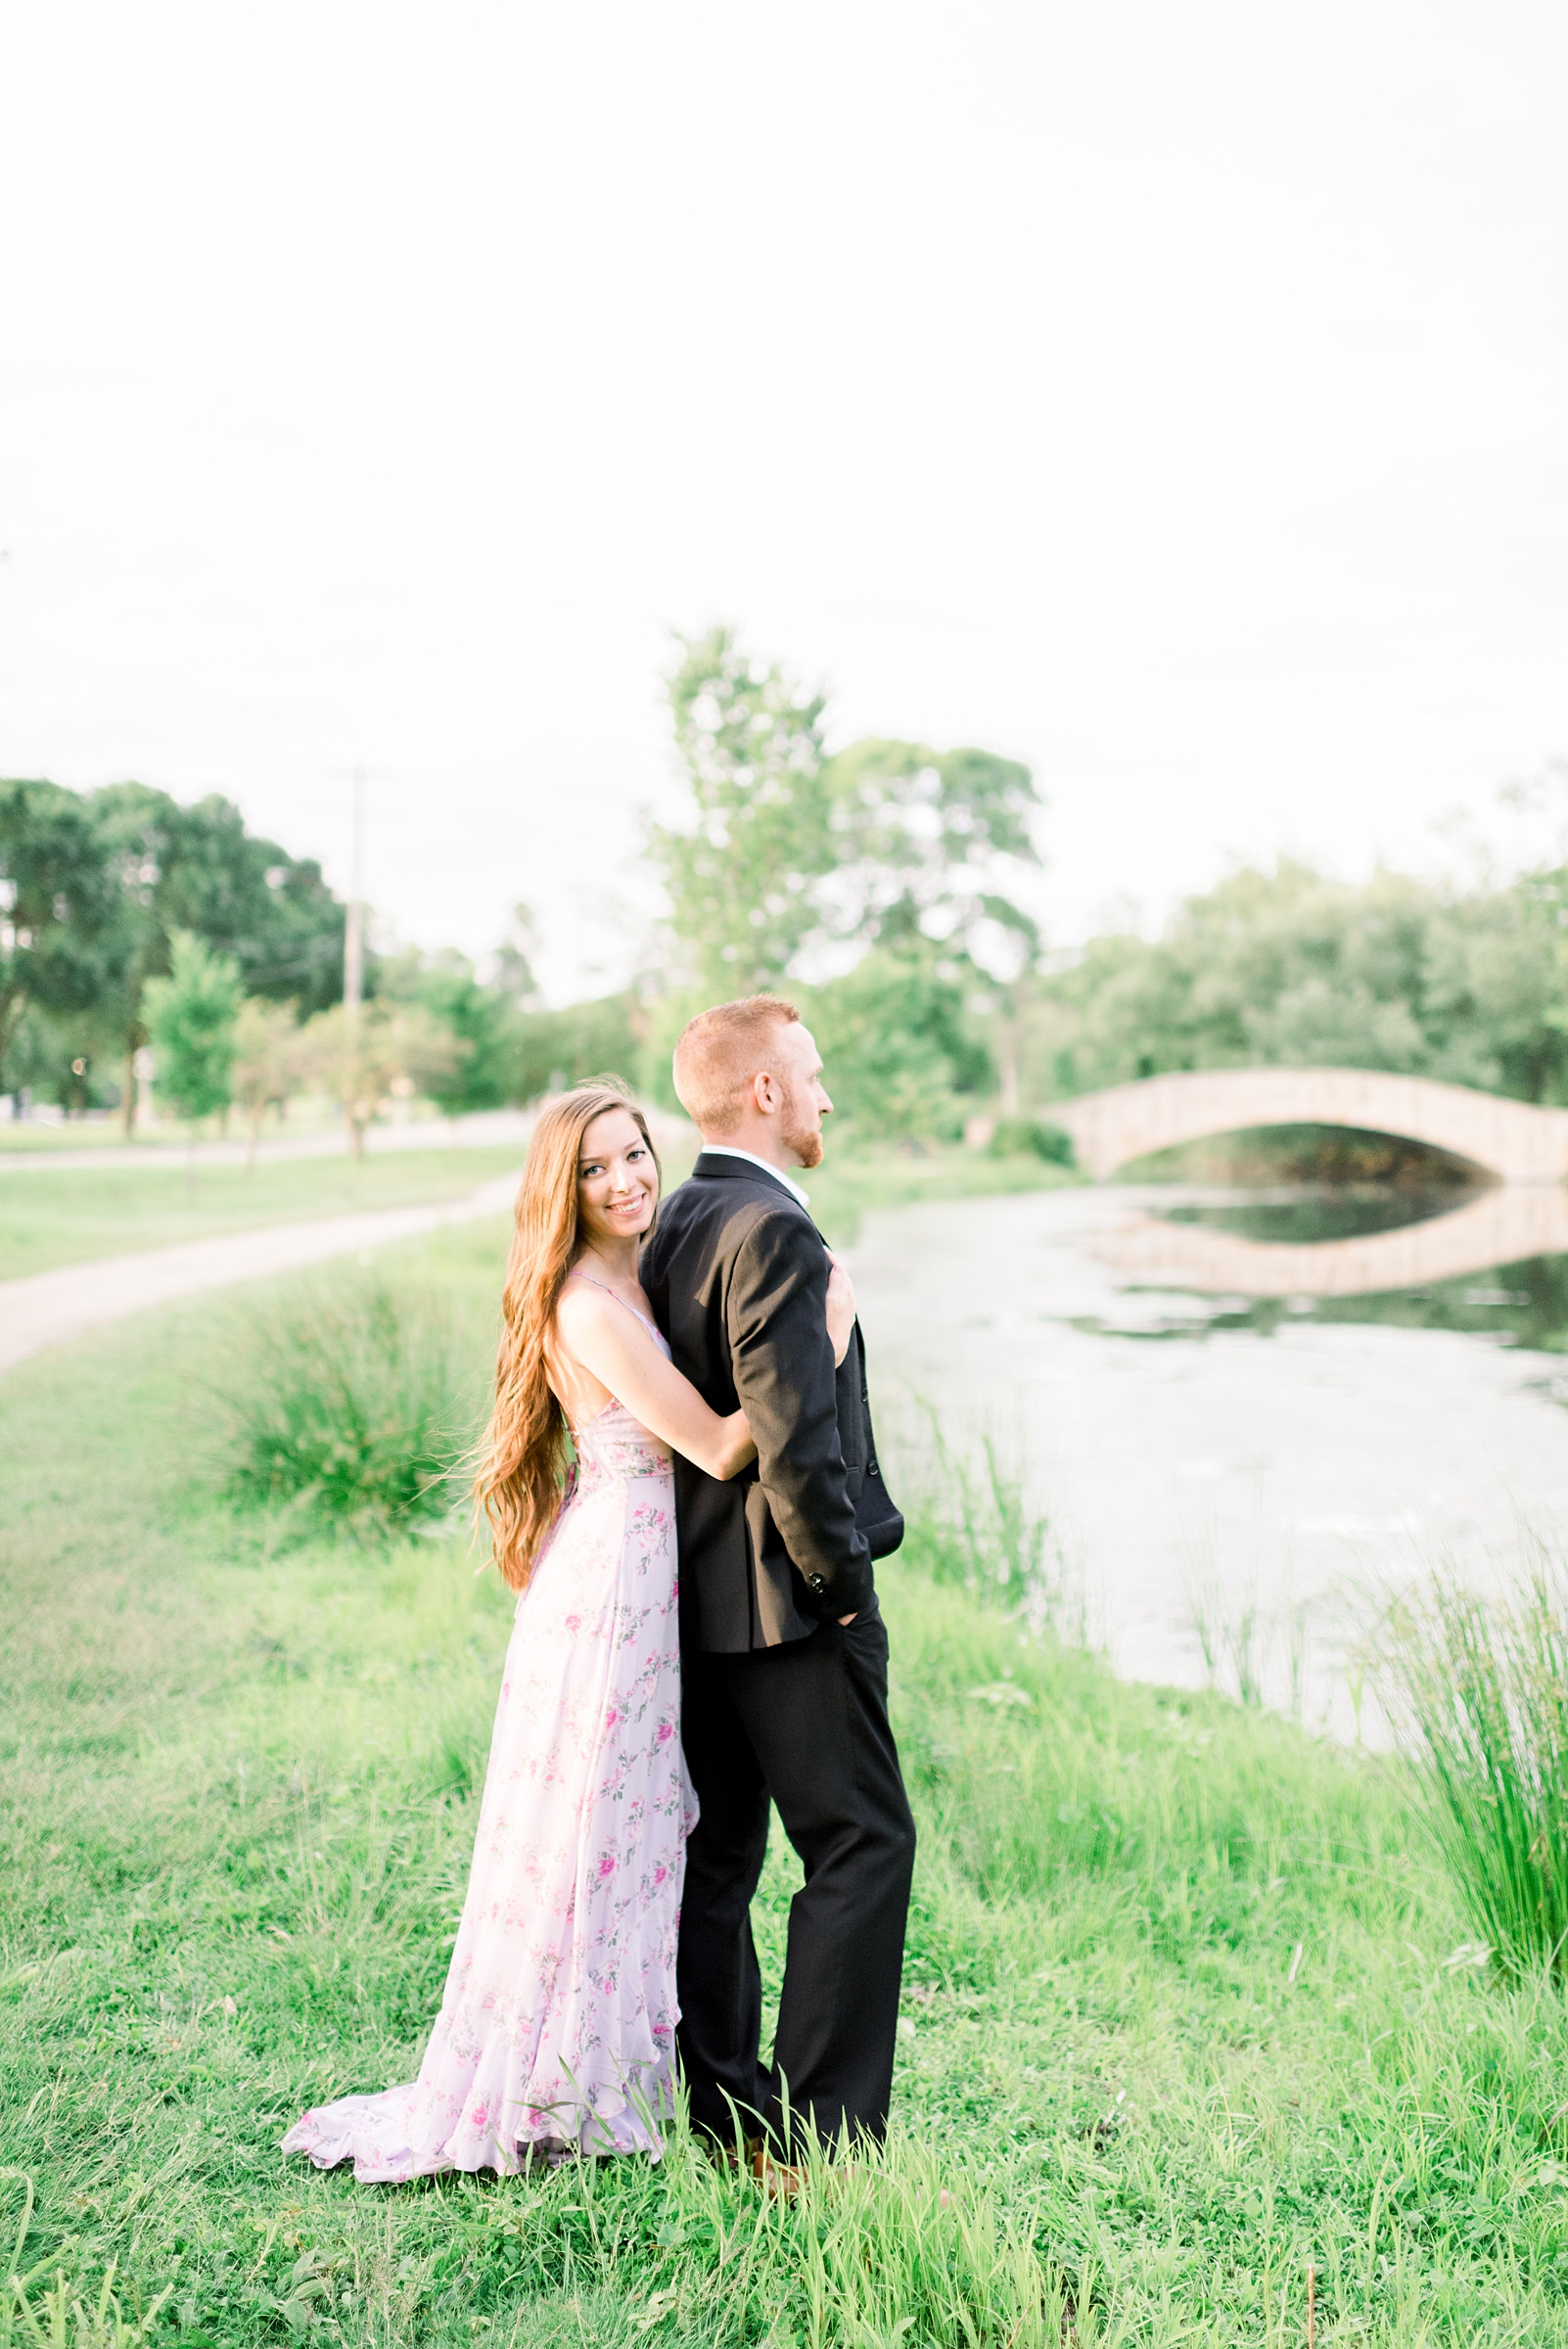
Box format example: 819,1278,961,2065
474,1079,662,1590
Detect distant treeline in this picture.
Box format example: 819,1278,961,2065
10,645,1566,1148
1019,857,1568,1112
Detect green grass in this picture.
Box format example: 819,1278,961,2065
7,1227,1568,2341
0,1136,1069,1287
799,1145,1078,1244
217,1271,485,1540
0,1147,531,1282
1384,1563,1568,1981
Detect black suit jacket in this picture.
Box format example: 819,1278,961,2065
639,1152,903,1652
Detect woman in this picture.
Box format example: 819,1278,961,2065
282,1079,853,2180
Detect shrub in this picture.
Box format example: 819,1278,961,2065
217,1272,482,1538
1383,1559,1568,1976
989,1115,1074,1166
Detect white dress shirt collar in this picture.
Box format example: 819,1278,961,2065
698,1144,810,1210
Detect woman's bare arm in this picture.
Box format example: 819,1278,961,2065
555,1286,757,1480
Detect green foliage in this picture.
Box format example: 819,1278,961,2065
229,994,303,1144
650,624,836,994
821,737,1041,967
14,1255,1568,2340
651,630,1043,1011
989,1115,1074,1165
87,780,346,1019
10,1259,1568,2346
0,778,114,1091
1,778,346,1122
1384,1564,1568,1980
505,989,645,1103
217,1271,480,1537
1026,857,1568,1108
403,951,509,1117
295,998,463,1156
805,944,992,1141
140,931,243,1128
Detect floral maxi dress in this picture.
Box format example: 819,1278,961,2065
282,1366,690,2179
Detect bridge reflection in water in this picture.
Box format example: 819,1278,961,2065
1095,1182,1568,1299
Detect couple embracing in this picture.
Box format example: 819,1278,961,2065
283,994,916,2182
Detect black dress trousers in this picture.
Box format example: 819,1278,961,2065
675,1604,917,2155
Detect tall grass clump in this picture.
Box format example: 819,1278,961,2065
1385,1557,1568,1977
893,1403,1083,1636
215,1269,483,1539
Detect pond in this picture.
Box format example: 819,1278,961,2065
849,1169,1568,1738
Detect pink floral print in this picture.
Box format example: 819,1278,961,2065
281,1387,692,2179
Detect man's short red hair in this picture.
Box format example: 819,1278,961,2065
672,995,801,1137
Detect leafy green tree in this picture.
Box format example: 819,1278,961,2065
142,932,243,1139
0,779,113,1099
806,944,994,1142
231,997,305,1166
85,782,346,1133
296,999,462,1160
407,952,510,1119
505,991,645,1103
819,738,1042,969
1019,857,1568,1110
651,626,836,994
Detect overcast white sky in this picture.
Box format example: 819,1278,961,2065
2,2,1565,998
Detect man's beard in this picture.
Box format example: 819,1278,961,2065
780,1082,824,1169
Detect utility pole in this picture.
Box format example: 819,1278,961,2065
343,765,366,1035
328,762,384,1162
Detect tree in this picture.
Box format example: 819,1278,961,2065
85,782,346,1134
296,999,463,1160
231,996,305,1166
506,990,645,1104
142,931,243,1153
492,902,540,1010
0,779,113,1099
1017,856,1568,1111
806,944,994,1142
819,738,1042,971
405,951,509,1119
650,626,836,994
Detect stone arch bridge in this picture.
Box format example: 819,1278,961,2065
1051,1067,1568,1187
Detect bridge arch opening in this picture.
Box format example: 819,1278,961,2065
1117,1121,1493,1191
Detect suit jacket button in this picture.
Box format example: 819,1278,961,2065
867,1460,879,1477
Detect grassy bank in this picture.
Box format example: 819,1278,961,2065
0,1147,532,1282
6,1231,1568,2344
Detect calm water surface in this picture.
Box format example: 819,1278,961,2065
849,1180,1568,1734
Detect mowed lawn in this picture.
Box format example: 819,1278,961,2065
6,1221,1568,2343
0,1147,532,1282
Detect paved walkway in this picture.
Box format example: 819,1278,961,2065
0,1171,521,1376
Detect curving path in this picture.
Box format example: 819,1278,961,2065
0,1170,521,1376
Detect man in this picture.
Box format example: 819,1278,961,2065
639,994,916,2166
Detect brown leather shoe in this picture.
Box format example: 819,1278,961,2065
750,2144,806,2201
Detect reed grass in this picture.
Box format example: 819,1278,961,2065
1383,1560,1568,1980
8,1224,1568,2340
214,1270,484,1538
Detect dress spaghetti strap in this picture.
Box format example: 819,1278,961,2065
565,1269,663,1344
